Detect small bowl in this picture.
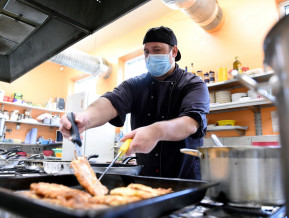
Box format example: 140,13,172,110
43,150,54,156
52,148,62,157
16,151,27,157
217,120,236,126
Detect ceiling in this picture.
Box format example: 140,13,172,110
72,0,172,53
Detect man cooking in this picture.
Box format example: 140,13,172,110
60,26,210,180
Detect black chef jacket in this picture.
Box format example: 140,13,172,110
102,64,210,179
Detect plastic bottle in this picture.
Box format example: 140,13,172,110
217,66,228,82
233,56,243,74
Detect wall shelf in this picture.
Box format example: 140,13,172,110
5,120,59,128
207,125,248,135
207,71,274,91
209,98,272,112
0,101,65,113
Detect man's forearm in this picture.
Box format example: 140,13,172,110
152,116,199,142
82,97,118,130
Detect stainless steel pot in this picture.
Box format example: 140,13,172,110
181,146,284,206
91,163,142,176
23,157,142,176
88,156,142,176
43,160,72,174
0,153,21,169
22,159,45,172
0,146,21,159
263,14,289,215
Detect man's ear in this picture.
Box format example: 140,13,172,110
172,46,178,59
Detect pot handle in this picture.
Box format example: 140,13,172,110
180,148,205,159
122,156,137,164
87,154,99,160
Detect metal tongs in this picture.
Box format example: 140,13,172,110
98,139,132,181
67,112,82,157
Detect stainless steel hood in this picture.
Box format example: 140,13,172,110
0,0,149,83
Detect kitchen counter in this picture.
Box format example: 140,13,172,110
0,142,62,154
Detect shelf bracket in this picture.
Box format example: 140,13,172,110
248,106,260,113
235,129,246,136
255,112,262,135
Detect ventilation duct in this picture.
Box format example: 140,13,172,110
50,48,112,79
161,0,224,32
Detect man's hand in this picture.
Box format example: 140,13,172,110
59,112,87,138
120,116,199,156
121,124,160,156
59,97,118,139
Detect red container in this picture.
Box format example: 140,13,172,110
252,141,279,146
16,152,27,157
3,96,8,102
43,150,54,156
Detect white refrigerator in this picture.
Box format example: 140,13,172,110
62,92,115,163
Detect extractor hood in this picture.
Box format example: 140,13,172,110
0,0,149,83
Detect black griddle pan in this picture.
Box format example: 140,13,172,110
0,174,218,218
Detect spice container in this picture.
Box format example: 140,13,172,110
204,72,210,84
196,70,203,80
209,71,215,83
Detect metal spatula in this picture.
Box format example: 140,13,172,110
98,139,132,181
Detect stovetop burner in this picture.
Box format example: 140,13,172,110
167,198,286,218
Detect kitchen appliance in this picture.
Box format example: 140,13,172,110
62,92,115,163
0,0,149,83
181,146,284,207
0,173,217,218
0,113,6,139
55,98,65,110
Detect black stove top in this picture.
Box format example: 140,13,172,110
166,198,286,218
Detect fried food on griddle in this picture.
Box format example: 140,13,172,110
110,187,154,199
29,182,108,210
70,156,108,196
128,183,172,196
89,195,141,206
18,190,41,199
30,182,91,199
110,183,172,199
18,182,173,209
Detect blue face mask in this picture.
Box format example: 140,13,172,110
145,53,174,77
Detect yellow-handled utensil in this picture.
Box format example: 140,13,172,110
98,139,132,181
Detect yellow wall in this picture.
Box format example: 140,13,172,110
86,0,278,92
